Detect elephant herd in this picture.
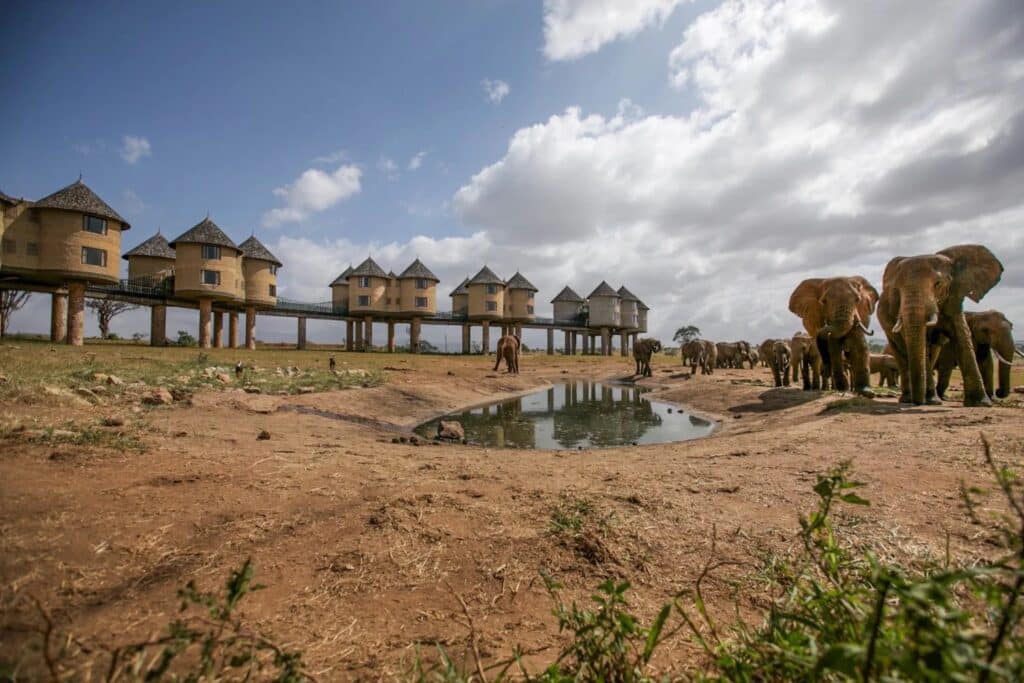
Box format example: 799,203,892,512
678,244,1020,408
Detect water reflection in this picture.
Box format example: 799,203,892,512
417,381,715,450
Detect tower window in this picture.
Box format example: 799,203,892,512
81,246,107,266
201,269,221,285
83,215,107,235
202,245,221,259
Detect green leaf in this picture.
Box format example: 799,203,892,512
643,604,671,662
840,493,870,506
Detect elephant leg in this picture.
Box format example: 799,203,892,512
925,343,944,405
846,333,873,398
826,337,848,391
782,362,791,386
979,350,994,400
888,335,913,403
935,363,953,399
771,364,781,387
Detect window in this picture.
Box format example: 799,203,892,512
358,295,370,306
268,284,276,297
527,305,534,314
2,239,14,254
486,284,498,294
270,265,278,275
415,278,427,289
81,246,107,267
201,244,221,260
486,301,497,312
26,242,39,256
83,215,107,235
201,269,220,285
358,276,370,287
415,297,428,308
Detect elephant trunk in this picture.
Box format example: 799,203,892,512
823,304,856,338
993,339,1015,399
898,297,932,405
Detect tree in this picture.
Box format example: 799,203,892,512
673,325,701,345
86,299,138,339
0,290,30,337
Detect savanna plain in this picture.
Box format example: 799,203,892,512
1,339,1023,679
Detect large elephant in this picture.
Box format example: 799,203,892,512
877,244,1003,406
936,310,1020,401
633,338,662,377
493,334,520,374
789,275,879,397
680,339,714,375
700,339,717,374
768,340,791,388
716,341,752,369
790,332,827,390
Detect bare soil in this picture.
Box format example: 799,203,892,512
1,348,1023,679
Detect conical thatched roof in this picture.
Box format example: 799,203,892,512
587,281,619,299
617,285,639,302
399,258,440,282
0,189,19,205
123,232,175,261
239,236,282,266
551,286,584,303
468,266,504,286
33,180,130,228
351,257,388,278
638,300,649,311
170,218,239,251
331,265,354,286
450,277,470,297
506,271,538,291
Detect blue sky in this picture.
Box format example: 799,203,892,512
3,0,1022,346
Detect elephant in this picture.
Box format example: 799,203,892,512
877,245,1004,406
769,340,791,388
790,333,827,390
716,341,752,369
633,338,662,377
869,354,899,388
699,339,717,374
680,339,706,375
748,348,760,367
936,310,1020,401
493,334,520,374
789,275,879,397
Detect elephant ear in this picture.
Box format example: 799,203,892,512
788,278,825,332
850,276,879,320
938,244,1004,303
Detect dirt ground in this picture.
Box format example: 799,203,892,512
1,343,1023,679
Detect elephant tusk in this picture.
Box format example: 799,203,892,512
925,312,938,327
892,318,903,334
992,348,1012,366
1016,348,1024,359
855,318,874,336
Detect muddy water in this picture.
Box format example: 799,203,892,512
416,380,715,449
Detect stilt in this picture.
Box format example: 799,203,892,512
547,328,554,355
66,282,85,346
50,291,68,343
620,332,628,356
245,306,256,350
601,328,610,356
462,324,471,354
150,304,167,346
355,319,363,350
570,332,577,355
563,330,571,355
387,321,396,352
297,317,307,350
213,312,224,348
364,317,373,350
481,321,490,354
410,318,421,353
346,320,354,351
198,299,213,349
228,312,239,348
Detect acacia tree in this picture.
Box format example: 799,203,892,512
673,324,701,345
0,290,31,337
86,299,138,339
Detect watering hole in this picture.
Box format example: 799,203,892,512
416,380,716,449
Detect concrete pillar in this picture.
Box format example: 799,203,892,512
481,320,490,354
50,291,68,343
563,330,571,355
515,324,523,338
387,321,396,352
547,328,554,355
346,320,354,351
364,317,373,350
228,312,239,348
245,306,256,350
581,333,588,355
297,317,307,350
462,324,471,354
355,319,363,350
410,318,421,353
198,299,213,349
213,312,224,348
65,282,86,346
150,304,167,346
570,332,577,355
601,328,610,356
621,332,628,356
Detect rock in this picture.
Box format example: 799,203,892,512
106,374,124,386
297,386,315,394
447,371,455,376
409,436,419,445
0,374,8,383
143,388,174,405
91,385,108,394
257,430,271,441
92,372,110,383
436,420,465,442
51,429,76,439
1014,386,1024,394
42,386,66,397
215,372,232,384
102,416,125,427
176,375,192,384
243,385,262,394
202,367,216,378
75,387,100,401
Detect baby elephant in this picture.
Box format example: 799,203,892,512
770,340,792,388
493,334,520,374
869,353,899,387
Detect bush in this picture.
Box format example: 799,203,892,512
175,330,196,347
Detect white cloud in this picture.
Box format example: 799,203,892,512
120,136,151,164
408,151,427,171
378,156,399,180
261,164,362,228
482,79,510,104
543,0,689,61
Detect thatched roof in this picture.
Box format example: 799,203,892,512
638,300,649,311
399,258,440,282
33,180,130,228
351,257,388,278
506,271,538,291
239,236,282,266
123,232,175,261
617,285,639,302
587,281,619,298
468,266,504,286
0,190,19,205
170,218,239,251
449,277,470,297
331,265,354,286
551,286,584,303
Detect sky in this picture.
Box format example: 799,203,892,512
2,0,1022,348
